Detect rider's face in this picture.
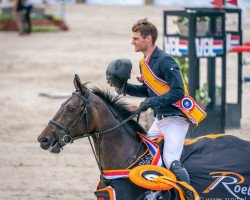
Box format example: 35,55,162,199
131,32,149,53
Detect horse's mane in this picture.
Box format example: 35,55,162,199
91,86,146,135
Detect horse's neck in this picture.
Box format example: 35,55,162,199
94,125,144,170
91,98,147,170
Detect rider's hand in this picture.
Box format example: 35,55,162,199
139,98,152,111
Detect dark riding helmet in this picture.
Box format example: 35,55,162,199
106,58,132,89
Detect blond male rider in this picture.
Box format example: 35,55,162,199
107,18,194,199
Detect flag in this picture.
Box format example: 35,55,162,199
211,0,223,8
226,0,237,6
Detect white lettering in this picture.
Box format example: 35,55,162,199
164,36,181,56
195,38,216,57
241,186,247,194
195,38,203,57
208,176,228,190
234,185,241,193
233,185,250,197
210,175,241,199
221,176,241,199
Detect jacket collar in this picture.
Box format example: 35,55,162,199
148,46,160,67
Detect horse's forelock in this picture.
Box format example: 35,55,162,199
82,82,89,89
76,82,90,97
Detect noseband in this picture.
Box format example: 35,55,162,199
49,92,91,145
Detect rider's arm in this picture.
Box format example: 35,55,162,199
125,83,149,97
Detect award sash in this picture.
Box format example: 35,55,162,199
140,58,206,125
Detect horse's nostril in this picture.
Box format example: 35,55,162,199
41,137,49,143
39,136,50,145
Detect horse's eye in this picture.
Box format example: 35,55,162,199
68,106,76,112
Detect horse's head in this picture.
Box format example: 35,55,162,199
38,74,95,153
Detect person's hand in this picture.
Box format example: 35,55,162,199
139,98,152,112
136,75,143,83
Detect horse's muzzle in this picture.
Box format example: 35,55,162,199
38,132,63,154
50,142,61,154
38,135,51,150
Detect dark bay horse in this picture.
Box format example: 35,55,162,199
38,75,148,169
38,74,178,199
38,75,250,200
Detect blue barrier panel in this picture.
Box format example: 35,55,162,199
244,77,250,82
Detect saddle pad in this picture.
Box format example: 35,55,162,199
181,134,250,199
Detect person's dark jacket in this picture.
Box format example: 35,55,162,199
16,0,25,11
126,47,185,117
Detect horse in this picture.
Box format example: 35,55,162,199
38,74,250,200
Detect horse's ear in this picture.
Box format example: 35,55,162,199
74,74,90,96
74,74,83,93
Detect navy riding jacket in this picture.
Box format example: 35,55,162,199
126,47,186,117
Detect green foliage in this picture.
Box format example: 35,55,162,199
195,83,211,108
32,25,58,32
0,13,67,32
174,16,208,24
31,15,47,20
174,16,188,26
0,14,14,21
44,14,63,24
174,57,211,108
197,16,208,22
174,57,188,84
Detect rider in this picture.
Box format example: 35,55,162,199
107,18,195,199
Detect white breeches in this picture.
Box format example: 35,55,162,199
147,116,189,169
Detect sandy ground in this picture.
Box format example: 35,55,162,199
0,4,250,200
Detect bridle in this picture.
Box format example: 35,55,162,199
48,91,143,176
49,91,142,145
49,92,91,146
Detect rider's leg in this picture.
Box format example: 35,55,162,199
170,160,194,200
148,116,191,182
157,116,194,200
147,118,160,140
170,160,190,183
156,116,188,169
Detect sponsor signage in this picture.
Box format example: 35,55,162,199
164,36,188,56
226,33,240,51
203,172,250,199
164,36,224,57
195,38,223,57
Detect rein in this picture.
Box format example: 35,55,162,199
67,108,141,141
